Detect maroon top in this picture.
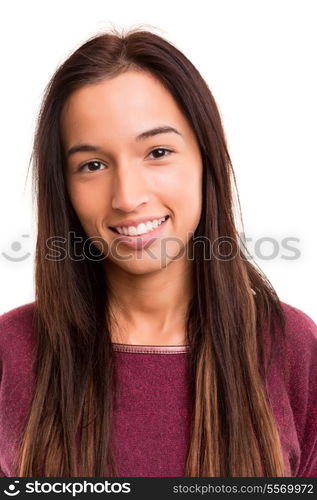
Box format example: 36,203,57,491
0,301,316,477
110,343,193,477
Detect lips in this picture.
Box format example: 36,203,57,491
108,216,170,250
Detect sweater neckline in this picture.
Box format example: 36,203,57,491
111,343,191,354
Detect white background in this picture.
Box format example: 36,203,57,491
0,0,316,321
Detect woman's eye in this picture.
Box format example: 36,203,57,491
147,148,173,159
78,149,173,173
78,160,107,173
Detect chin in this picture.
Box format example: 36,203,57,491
107,256,170,274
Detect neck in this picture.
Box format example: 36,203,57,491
104,258,193,345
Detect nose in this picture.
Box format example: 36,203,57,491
111,162,150,212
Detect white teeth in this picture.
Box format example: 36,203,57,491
115,216,168,236
135,223,147,235
128,226,138,236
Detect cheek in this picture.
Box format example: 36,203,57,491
67,182,107,226
181,196,202,234
176,167,202,227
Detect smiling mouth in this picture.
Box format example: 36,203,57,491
109,215,170,236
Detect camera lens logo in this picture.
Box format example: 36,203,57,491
3,480,20,496
2,235,31,262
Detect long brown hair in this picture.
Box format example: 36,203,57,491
15,26,288,477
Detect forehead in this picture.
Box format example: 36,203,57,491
60,70,192,145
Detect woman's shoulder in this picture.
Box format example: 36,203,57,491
0,301,36,331
275,301,317,384
0,301,36,322
0,302,37,358
279,301,317,358
274,301,317,395
280,301,316,333
276,302,317,476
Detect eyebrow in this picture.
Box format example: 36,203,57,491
66,126,182,158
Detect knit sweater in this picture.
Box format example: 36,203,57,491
0,301,316,477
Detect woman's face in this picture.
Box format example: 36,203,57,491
60,69,203,274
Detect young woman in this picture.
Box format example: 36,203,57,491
0,28,316,478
